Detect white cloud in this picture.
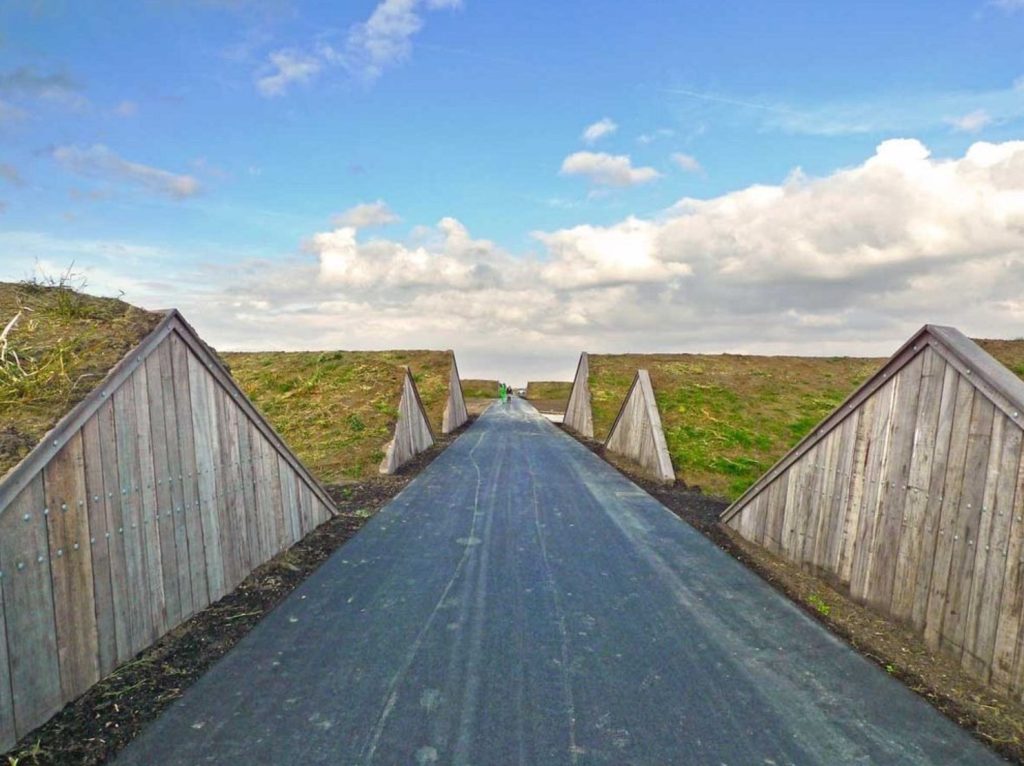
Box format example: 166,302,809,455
256,49,322,97
313,216,507,289
332,200,400,229
9,138,1024,382
581,117,617,144
993,0,1024,11
670,152,702,173
560,151,661,187
945,108,992,133
52,144,201,200
637,128,675,145
256,0,461,94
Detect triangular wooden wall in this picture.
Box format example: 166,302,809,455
722,325,1024,698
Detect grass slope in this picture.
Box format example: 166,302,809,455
525,381,572,400
0,281,163,478
589,342,1024,501
223,350,452,483
461,379,499,399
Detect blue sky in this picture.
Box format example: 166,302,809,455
1,1,1024,381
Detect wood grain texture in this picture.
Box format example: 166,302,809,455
0,476,61,739
721,329,1024,697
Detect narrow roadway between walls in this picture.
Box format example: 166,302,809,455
115,397,1002,765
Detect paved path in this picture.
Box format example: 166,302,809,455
116,398,1003,765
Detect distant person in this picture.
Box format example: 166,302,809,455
499,382,507,404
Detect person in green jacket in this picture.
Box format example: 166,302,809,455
499,382,507,404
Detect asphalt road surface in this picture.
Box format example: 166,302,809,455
115,397,1003,765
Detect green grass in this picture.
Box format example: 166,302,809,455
460,379,499,399
0,281,162,478
223,350,453,483
525,381,572,401
586,349,1011,501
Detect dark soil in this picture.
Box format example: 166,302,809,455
3,425,469,766
564,426,1024,764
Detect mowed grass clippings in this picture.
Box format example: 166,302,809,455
0,281,163,478
588,342,1024,502
222,350,452,483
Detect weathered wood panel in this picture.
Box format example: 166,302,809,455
0,476,61,735
0,312,336,751
43,433,99,701
723,326,1024,700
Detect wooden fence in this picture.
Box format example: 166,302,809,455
722,325,1024,698
0,310,335,751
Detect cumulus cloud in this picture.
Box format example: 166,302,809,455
560,151,661,187
581,117,617,144
52,144,201,200
256,49,321,96
946,109,992,133
332,200,400,229
9,138,1024,381
670,152,702,173
313,216,508,289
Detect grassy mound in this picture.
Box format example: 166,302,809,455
461,379,499,399
525,380,572,414
588,342,1024,501
0,281,163,478
223,350,453,483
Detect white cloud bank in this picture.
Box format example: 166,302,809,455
9,138,1024,380
332,200,400,229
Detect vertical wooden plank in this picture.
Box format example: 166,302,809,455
188,352,225,602
992,452,1024,692
144,350,181,630
277,453,298,545
938,392,994,657
924,373,975,648
81,415,117,676
911,361,960,632
250,433,268,559
269,450,289,547
132,363,168,640
763,472,788,554
96,397,131,663
866,352,924,611
0,477,59,742
891,350,946,622
271,447,289,545
780,455,803,560
963,418,1021,681
158,339,193,621
825,416,857,574
0,544,14,750
236,410,258,570
213,385,242,591
811,430,842,571
850,377,896,601
43,431,99,700
171,334,208,609
282,466,301,545
839,401,874,585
